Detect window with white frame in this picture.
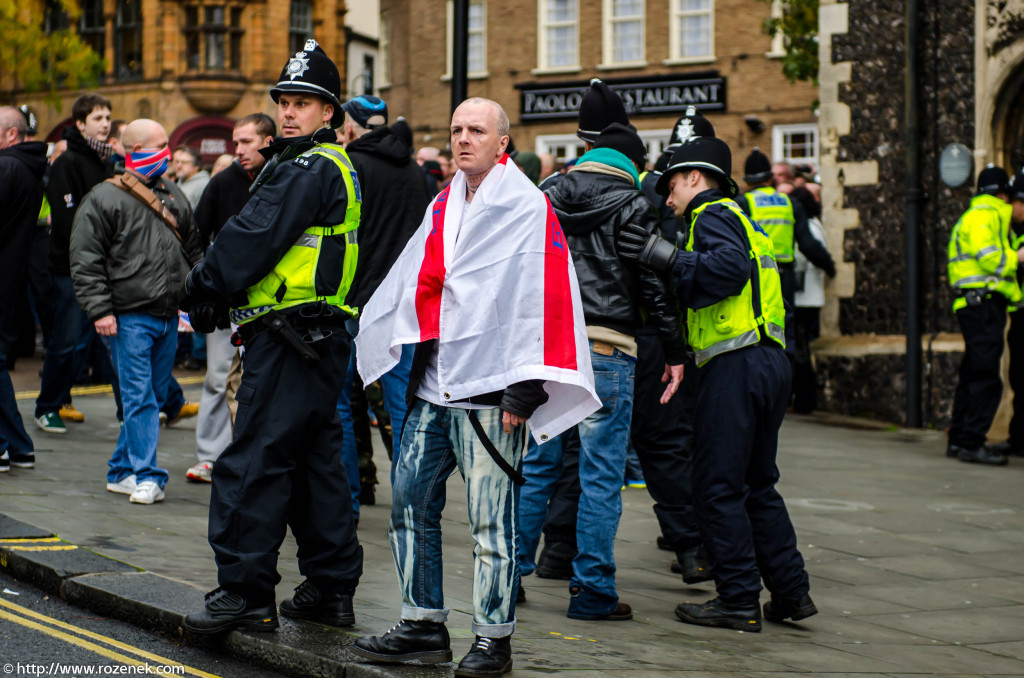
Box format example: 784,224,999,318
603,0,645,66
536,129,671,169
446,0,487,78
772,123,818,166
766,0,785,57
538,0,579,71
378,11,391,87
669,0,714,62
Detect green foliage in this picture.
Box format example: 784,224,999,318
761,0,819,85
0,0,105,109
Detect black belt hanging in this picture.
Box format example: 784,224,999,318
467,410,527,486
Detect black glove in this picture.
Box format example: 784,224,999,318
188,302,219,333
617,221,678,272
180,265,209,312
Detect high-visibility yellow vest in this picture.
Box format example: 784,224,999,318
947,193,1021,311
686,198,786,367
744,187,795,263
231,142,361,325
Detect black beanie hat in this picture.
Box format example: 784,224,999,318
577,79,630,143
977,164,1010,196
270,38,344,128
594,122,647,172
668,105,715,147
743,147,773,184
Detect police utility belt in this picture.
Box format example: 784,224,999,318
233,304,337,363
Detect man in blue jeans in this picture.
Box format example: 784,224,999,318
70,118,202,504
520,121,686,621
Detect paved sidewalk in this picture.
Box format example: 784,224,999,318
2,358,1024,676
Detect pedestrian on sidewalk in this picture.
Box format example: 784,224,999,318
352,97,599,678
70,119,203,505
618,136,817,632
180,39,364,636
0,106,47,473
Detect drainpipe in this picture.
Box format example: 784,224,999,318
905,0,923,427
450,0,469,114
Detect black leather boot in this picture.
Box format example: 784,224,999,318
946,443,964,458
535,540,576,579
279,579,355,627
677,545,712,584
763,592,818,622
455,636,513,677
957,446,1008,466
182,588,278,636
351,620,452,664
674,597,761,632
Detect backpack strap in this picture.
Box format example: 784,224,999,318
104,173,181,241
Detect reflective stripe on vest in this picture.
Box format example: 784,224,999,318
686,198,786,366
947,194,1021,312
744,187,795,263
230,142,362,325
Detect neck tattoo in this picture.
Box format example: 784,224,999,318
465,170,488,203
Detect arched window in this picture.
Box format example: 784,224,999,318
290,0,314,54
115,0,143,80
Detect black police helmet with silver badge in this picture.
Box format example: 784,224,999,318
977,163,1010,197
270,38,344,128
668,106,716,147
655,136,738,198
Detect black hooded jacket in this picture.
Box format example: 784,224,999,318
545,164,687,364
344,125,432,309
46,127,112,276
0,141,48,307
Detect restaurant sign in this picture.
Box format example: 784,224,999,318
517,73,726,121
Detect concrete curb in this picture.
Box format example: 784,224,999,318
0,513,449,678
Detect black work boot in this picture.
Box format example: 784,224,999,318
677,545,712,584
946,443,964,459
674,597,761,632
763,592,818,623
535,541,576,579
279,579,355,627
183,588,278,636
351,620,452,664
957,446,1008,466
455,636,513,678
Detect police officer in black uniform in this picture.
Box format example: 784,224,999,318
182,39,363,635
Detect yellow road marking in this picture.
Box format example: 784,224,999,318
0,599,221,678
7,545,78,552
0,537,61,544
15,376,205,401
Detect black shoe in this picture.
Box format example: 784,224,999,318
516,583,526,604
656,535,673,551
987,440,1024,457
957,446,1008,466
359,482,376,506
455,636,512,678
10,452,34,469
946,443,965,459
674,597,761,632
763,593,818,623
279,579,354,627
677,545,712,584
182,588,278,636
535,541,576,579
351,620,452,664
0,450,9,473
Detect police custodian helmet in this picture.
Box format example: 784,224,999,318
270,39,344,128
656,136,739,198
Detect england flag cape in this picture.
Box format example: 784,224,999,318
356,155,600,443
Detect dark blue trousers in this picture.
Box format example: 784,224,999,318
692,344,808,604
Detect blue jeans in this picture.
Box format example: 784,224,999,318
106,314,176,488
102,336,184,423
517,344,635,617
35,276,92,417
517,434,567,577
390,399,525,637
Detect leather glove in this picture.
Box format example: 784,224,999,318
617,221,678,273
180,265,209,312
189,301,224,334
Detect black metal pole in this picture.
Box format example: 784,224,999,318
905,0,923,427
451,0,469,114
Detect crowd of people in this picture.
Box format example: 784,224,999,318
0,39,839,678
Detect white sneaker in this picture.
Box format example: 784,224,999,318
186,461,214,483
106,475,137,494
129,480,165,504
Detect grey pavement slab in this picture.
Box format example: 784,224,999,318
2,369,1024,676
0,514,53,539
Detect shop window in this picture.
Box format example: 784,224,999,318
536,130,672,168
289,0,314,55
116,0,143,80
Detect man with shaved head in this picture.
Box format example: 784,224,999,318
70,118,203,505
353,98,600,678
0,106,47,473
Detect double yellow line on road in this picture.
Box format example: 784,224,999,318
0,598,220,677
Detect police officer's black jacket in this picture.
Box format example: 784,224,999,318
344,125,432,309
46,127,113,277
195,128,352,315
545,163,688,364
193,161,254,247
0,140,47,310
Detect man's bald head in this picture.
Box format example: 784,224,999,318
456,98,509,138
121,119,169,153
0,106,27,149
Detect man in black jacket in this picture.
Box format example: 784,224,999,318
0,106,47,473
336,96,432,507
520,122,686,622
